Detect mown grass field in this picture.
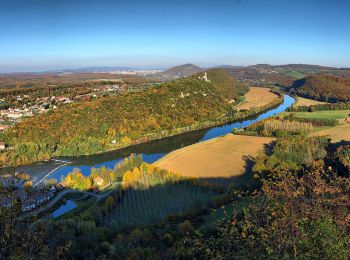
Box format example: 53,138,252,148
273,68,305,79
281,109,350,143
285,70,306,79
111,183,216,227
293,96,328,107
155,134,274,179
284,110,350,120
310,123,350,143
235,87,279,111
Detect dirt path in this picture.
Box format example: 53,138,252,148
155,134,274,179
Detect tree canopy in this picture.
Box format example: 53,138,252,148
1,69,248,166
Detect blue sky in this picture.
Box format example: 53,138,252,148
0,0,349,72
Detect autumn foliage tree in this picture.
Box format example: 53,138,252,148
1,69,249,166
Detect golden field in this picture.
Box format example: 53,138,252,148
155,134,274,179
235,87,279,110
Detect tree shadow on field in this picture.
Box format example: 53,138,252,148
263,141,276,156
196,155,259,189
195,140,276,190
329,140,350,151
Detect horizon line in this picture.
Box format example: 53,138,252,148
0,62,348,74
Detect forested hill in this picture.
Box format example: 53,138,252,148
1,69,248,165
194,68,248,100
288,74,350,102
162,63,203,78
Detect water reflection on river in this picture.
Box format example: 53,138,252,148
18,95,295,184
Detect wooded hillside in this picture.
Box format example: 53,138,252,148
289,75,350,102
1,69,248,165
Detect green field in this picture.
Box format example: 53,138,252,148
285,71,305,79
312,126,333,132
274,68,305,79
110,183,216,228
283,110,350,120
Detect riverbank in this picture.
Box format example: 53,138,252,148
14,94,294,185
87,91,282,156
155,134,274,181
2,89,283,168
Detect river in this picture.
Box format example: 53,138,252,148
17,94,295,185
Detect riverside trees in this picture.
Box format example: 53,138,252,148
63,154,143,191
1,134,349,258
1,69,249,166
288,74,350,102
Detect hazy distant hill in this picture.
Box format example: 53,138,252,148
44,66,136,74
273,64,336,70
223,64,294,86
221,63,350,86
162,63,203,77
210,65,245,69
289,74,350,102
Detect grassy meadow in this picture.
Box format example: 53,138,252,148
293,96,328,107
273,68,305,79
155,134,274,181
280,109,350,142
283,110,350,120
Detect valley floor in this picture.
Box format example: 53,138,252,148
155,134,274,180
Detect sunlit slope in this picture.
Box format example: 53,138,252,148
289,74,350,102
2,69,249,161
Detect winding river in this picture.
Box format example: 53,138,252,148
19,95,295,185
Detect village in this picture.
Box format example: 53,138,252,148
0,95,75,150
0,95,73,127
0,81,135,130
0,172,58,212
